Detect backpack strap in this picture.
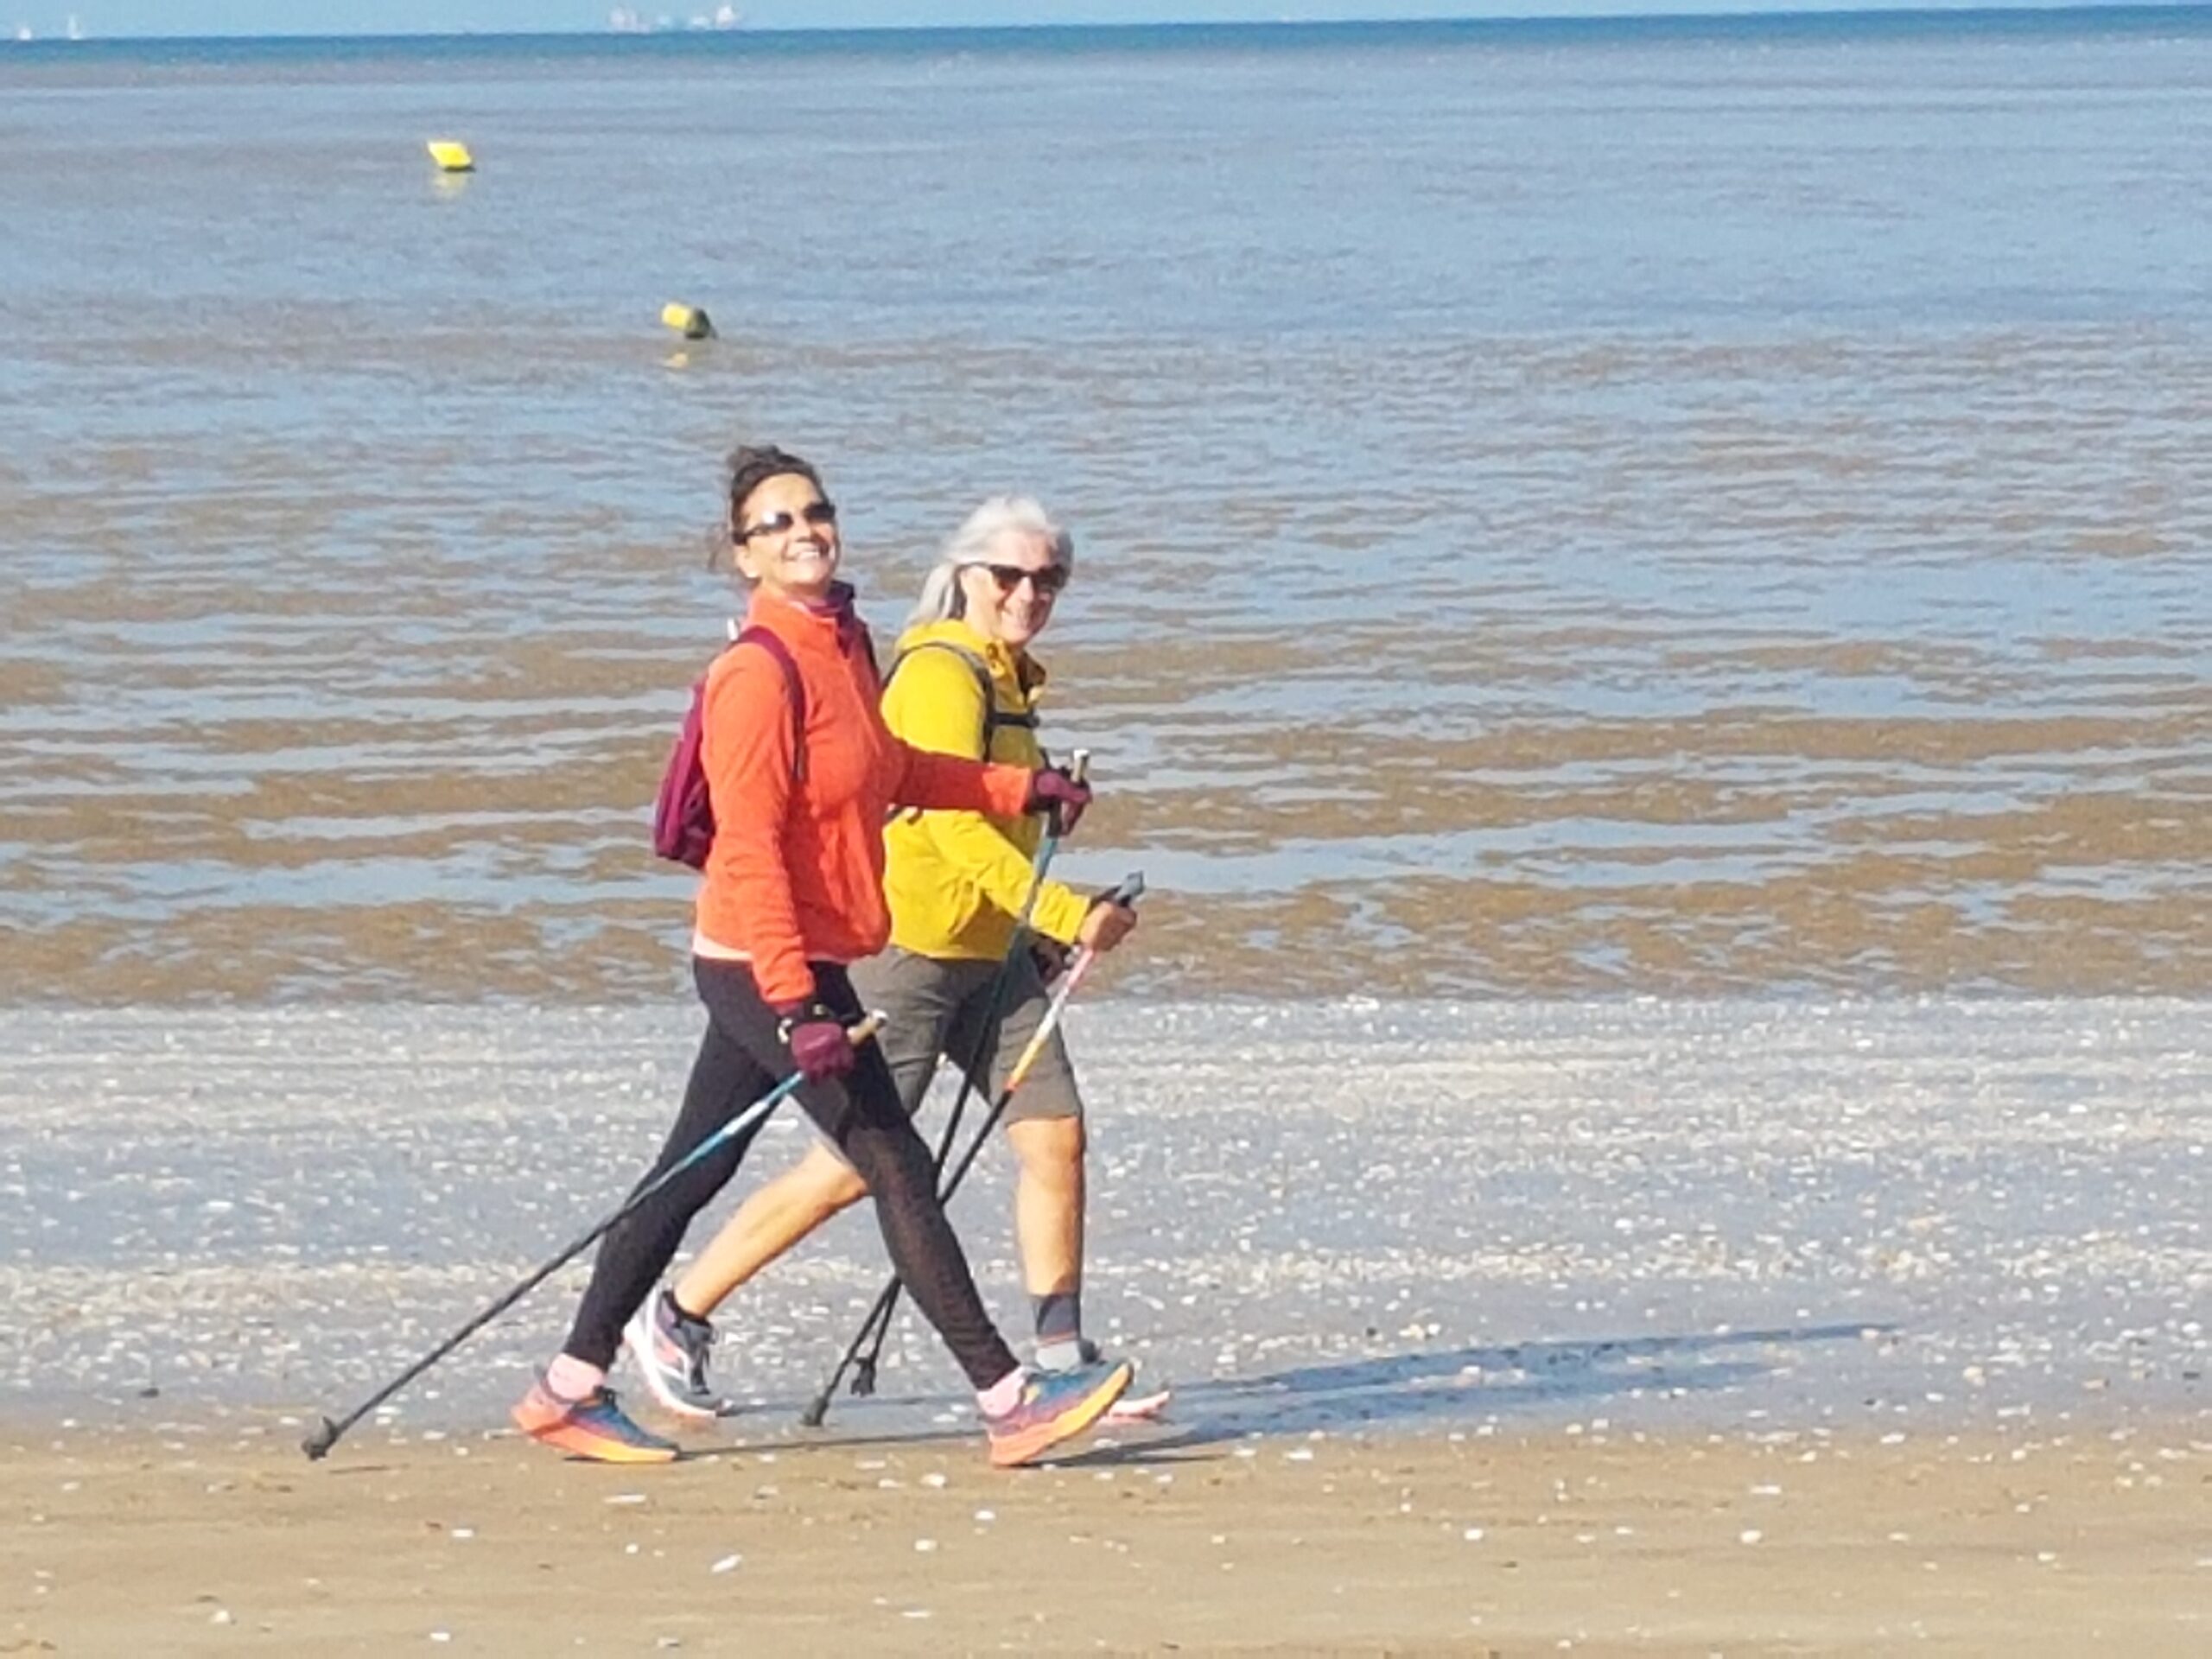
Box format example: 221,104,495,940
734,625,807,781
885,639,1033,760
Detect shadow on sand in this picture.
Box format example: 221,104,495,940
768,1322,1885,1466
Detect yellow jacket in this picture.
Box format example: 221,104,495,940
880,618,1093,960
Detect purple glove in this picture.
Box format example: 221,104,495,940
1026,766,1092,834
774,1001,855,1083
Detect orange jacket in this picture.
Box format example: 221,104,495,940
694,585,1033,1007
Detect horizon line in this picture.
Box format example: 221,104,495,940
3,2,2202,46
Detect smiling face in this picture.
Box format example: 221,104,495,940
956,527,1068,650
732,472,842,603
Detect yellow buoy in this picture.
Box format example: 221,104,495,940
425,139,475,174
660,302,716,341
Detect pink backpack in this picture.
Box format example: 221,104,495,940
651,626,804,869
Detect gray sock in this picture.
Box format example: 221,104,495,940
1032,1290,1083,1370
1034,1338,1085,1371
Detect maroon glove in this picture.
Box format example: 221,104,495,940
1026,766,1092,834
774,1001,855,1083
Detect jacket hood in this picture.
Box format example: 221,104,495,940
895,615,1047,695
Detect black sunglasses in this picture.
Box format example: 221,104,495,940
969,561,1070,597
738,500,838,541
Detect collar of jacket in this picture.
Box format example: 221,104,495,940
902,614,1049,700
746,581,865,656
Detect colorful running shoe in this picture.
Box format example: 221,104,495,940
982,1357,1133,1468
1041,1339,1173,1423
511,1370,677,1464
624,1289,728,1421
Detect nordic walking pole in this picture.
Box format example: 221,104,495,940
909,749,1090,1204
800,889,1134,1426
798,873,1142,1429
842,874,1142,1399
921,875,1139,1209
835,748,1088,1403
302,1012,886,1462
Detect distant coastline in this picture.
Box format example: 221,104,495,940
3,3,2207,54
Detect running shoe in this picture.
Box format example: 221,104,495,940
511,1370,677,1464
982,1357,1133,1469
1041,1338,1173,1423
624,1289,728,1421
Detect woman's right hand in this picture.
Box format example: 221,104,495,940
1026,766,1093,834
1076,898,1138,956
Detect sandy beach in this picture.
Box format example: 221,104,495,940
7,1420,2208,1656
4,998,2206,1652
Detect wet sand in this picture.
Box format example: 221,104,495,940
5,1422,2207,1656
5,615,2205,1004
8,999,2207,1433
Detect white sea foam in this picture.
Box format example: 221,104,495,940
2,999,2204,1445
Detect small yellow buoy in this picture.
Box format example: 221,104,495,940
660,302,716,341
425,139,475,174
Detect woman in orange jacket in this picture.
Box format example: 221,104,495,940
511,446,1130,1467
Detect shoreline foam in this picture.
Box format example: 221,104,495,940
7,998,2204,1443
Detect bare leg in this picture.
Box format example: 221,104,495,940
1007,1115,1085,1300
672,1141,868,1317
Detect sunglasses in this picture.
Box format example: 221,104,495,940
738,500,838,541
969,562,1070,597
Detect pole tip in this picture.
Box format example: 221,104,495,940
301,1417,340,1461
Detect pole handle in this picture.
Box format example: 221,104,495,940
1039,748,1090,839
1101,870,1145,908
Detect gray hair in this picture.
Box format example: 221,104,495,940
908,495,1076,631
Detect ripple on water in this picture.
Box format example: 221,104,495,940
3,39,2208,1001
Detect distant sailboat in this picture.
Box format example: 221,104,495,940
66,13,81,39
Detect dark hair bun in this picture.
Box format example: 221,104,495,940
726,444,825,531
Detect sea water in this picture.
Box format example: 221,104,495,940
3,10,2207,1003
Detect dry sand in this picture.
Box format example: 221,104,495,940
5,1421,2207,1656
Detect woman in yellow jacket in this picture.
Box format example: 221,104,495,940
624,496,1157,1418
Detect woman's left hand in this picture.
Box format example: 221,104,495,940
776,1003,858,1082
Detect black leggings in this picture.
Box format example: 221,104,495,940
563,958,1018,1390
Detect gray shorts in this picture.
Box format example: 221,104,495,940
848,944,1084,1130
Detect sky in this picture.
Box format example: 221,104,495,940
0,1,2146,38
